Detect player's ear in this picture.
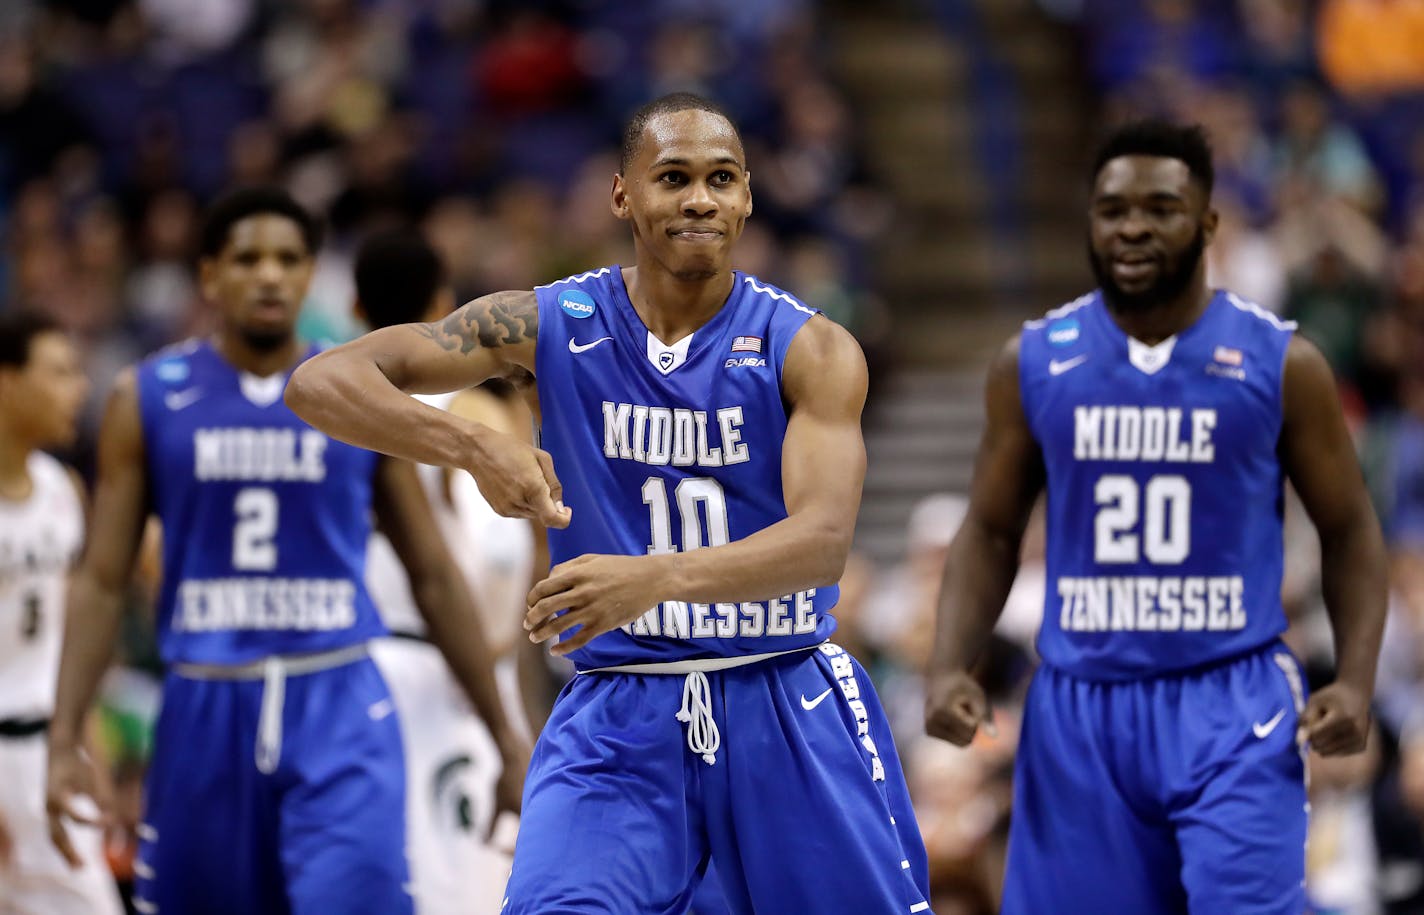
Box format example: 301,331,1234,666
611,173,631,221
744,170,752,218
1201,204,1219,247
198,256,220,303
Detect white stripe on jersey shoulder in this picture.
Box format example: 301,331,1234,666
1023,292,1095,329
742,275,817,316
1225,292,1297,331
151,337,204,359
534,267,612,290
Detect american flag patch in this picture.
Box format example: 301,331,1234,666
731,336,763,353
1213,346,1243,366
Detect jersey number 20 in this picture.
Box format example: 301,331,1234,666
1094,474,1190,564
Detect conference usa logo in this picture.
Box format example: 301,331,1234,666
725,335,766,368
558,289,596,319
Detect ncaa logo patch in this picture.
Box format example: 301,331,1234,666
558,289,596,319
155,358,190,383
658,352,675,371
1047,319,1080,347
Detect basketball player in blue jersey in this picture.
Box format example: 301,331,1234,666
43,187,528,915
925,120,1388,913
288,92,933,914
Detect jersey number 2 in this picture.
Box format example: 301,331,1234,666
642,477,729,555
233,487,278,570
1094,474,1190,564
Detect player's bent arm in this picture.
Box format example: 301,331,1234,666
371,457,522,755
656,315,868,603
285,290,538,472
51,371,149,751
929,336,1045,674
1279,335,1387,694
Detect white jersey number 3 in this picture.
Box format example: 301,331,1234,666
1094,474,1191,565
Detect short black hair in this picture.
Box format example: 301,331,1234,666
1090,120,1215,198
619,92,743,174
199,186,322,258
0,311,61,369
354,228,446,329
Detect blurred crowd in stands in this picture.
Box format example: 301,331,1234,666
4,0,1424,914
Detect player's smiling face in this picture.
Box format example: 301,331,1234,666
613,108,752,282
1088,155,1216,311
200,214,314,351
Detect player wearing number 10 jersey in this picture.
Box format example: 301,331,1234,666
925,121,1388,914
45,187,526,915
289,93,932,914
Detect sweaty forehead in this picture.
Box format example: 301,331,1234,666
1094,156,1198,201
637,109,745,169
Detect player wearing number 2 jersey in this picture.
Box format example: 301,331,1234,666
45,187,528,915
0,313,122,915
289,93,932,914
925,121,1388,914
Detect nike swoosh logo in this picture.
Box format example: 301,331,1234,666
800,688,834,711
1253,708,1286,739
164,387,203,410
1049,355,1089,376
367,699,395,721
568,336,613,354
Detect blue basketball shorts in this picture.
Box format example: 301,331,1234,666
502,643,933,914
134,653,412,915
1003,641,1309,915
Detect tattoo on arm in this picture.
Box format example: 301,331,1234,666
412,290,538,354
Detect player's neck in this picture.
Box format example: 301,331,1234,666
0,422,34,502
1105,282,1214,346
211,330,305,378
622,264,735,345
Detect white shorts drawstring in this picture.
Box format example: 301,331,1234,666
255,657,286,774
675,671,720,766
577,644,825,768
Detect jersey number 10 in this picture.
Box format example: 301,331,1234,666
642,477,729,554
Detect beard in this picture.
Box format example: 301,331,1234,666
1090,226,1206,313
237,324,293,353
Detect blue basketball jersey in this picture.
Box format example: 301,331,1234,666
533,266,839,668
1019,290,1296,679
136,339,387,665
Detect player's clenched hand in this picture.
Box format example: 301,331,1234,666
45,743,109,869
924,670,994,747
524,554,664,656
1299,681,1371,756
468,429,572,529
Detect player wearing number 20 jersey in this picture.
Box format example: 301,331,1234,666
1021,288,1295,677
